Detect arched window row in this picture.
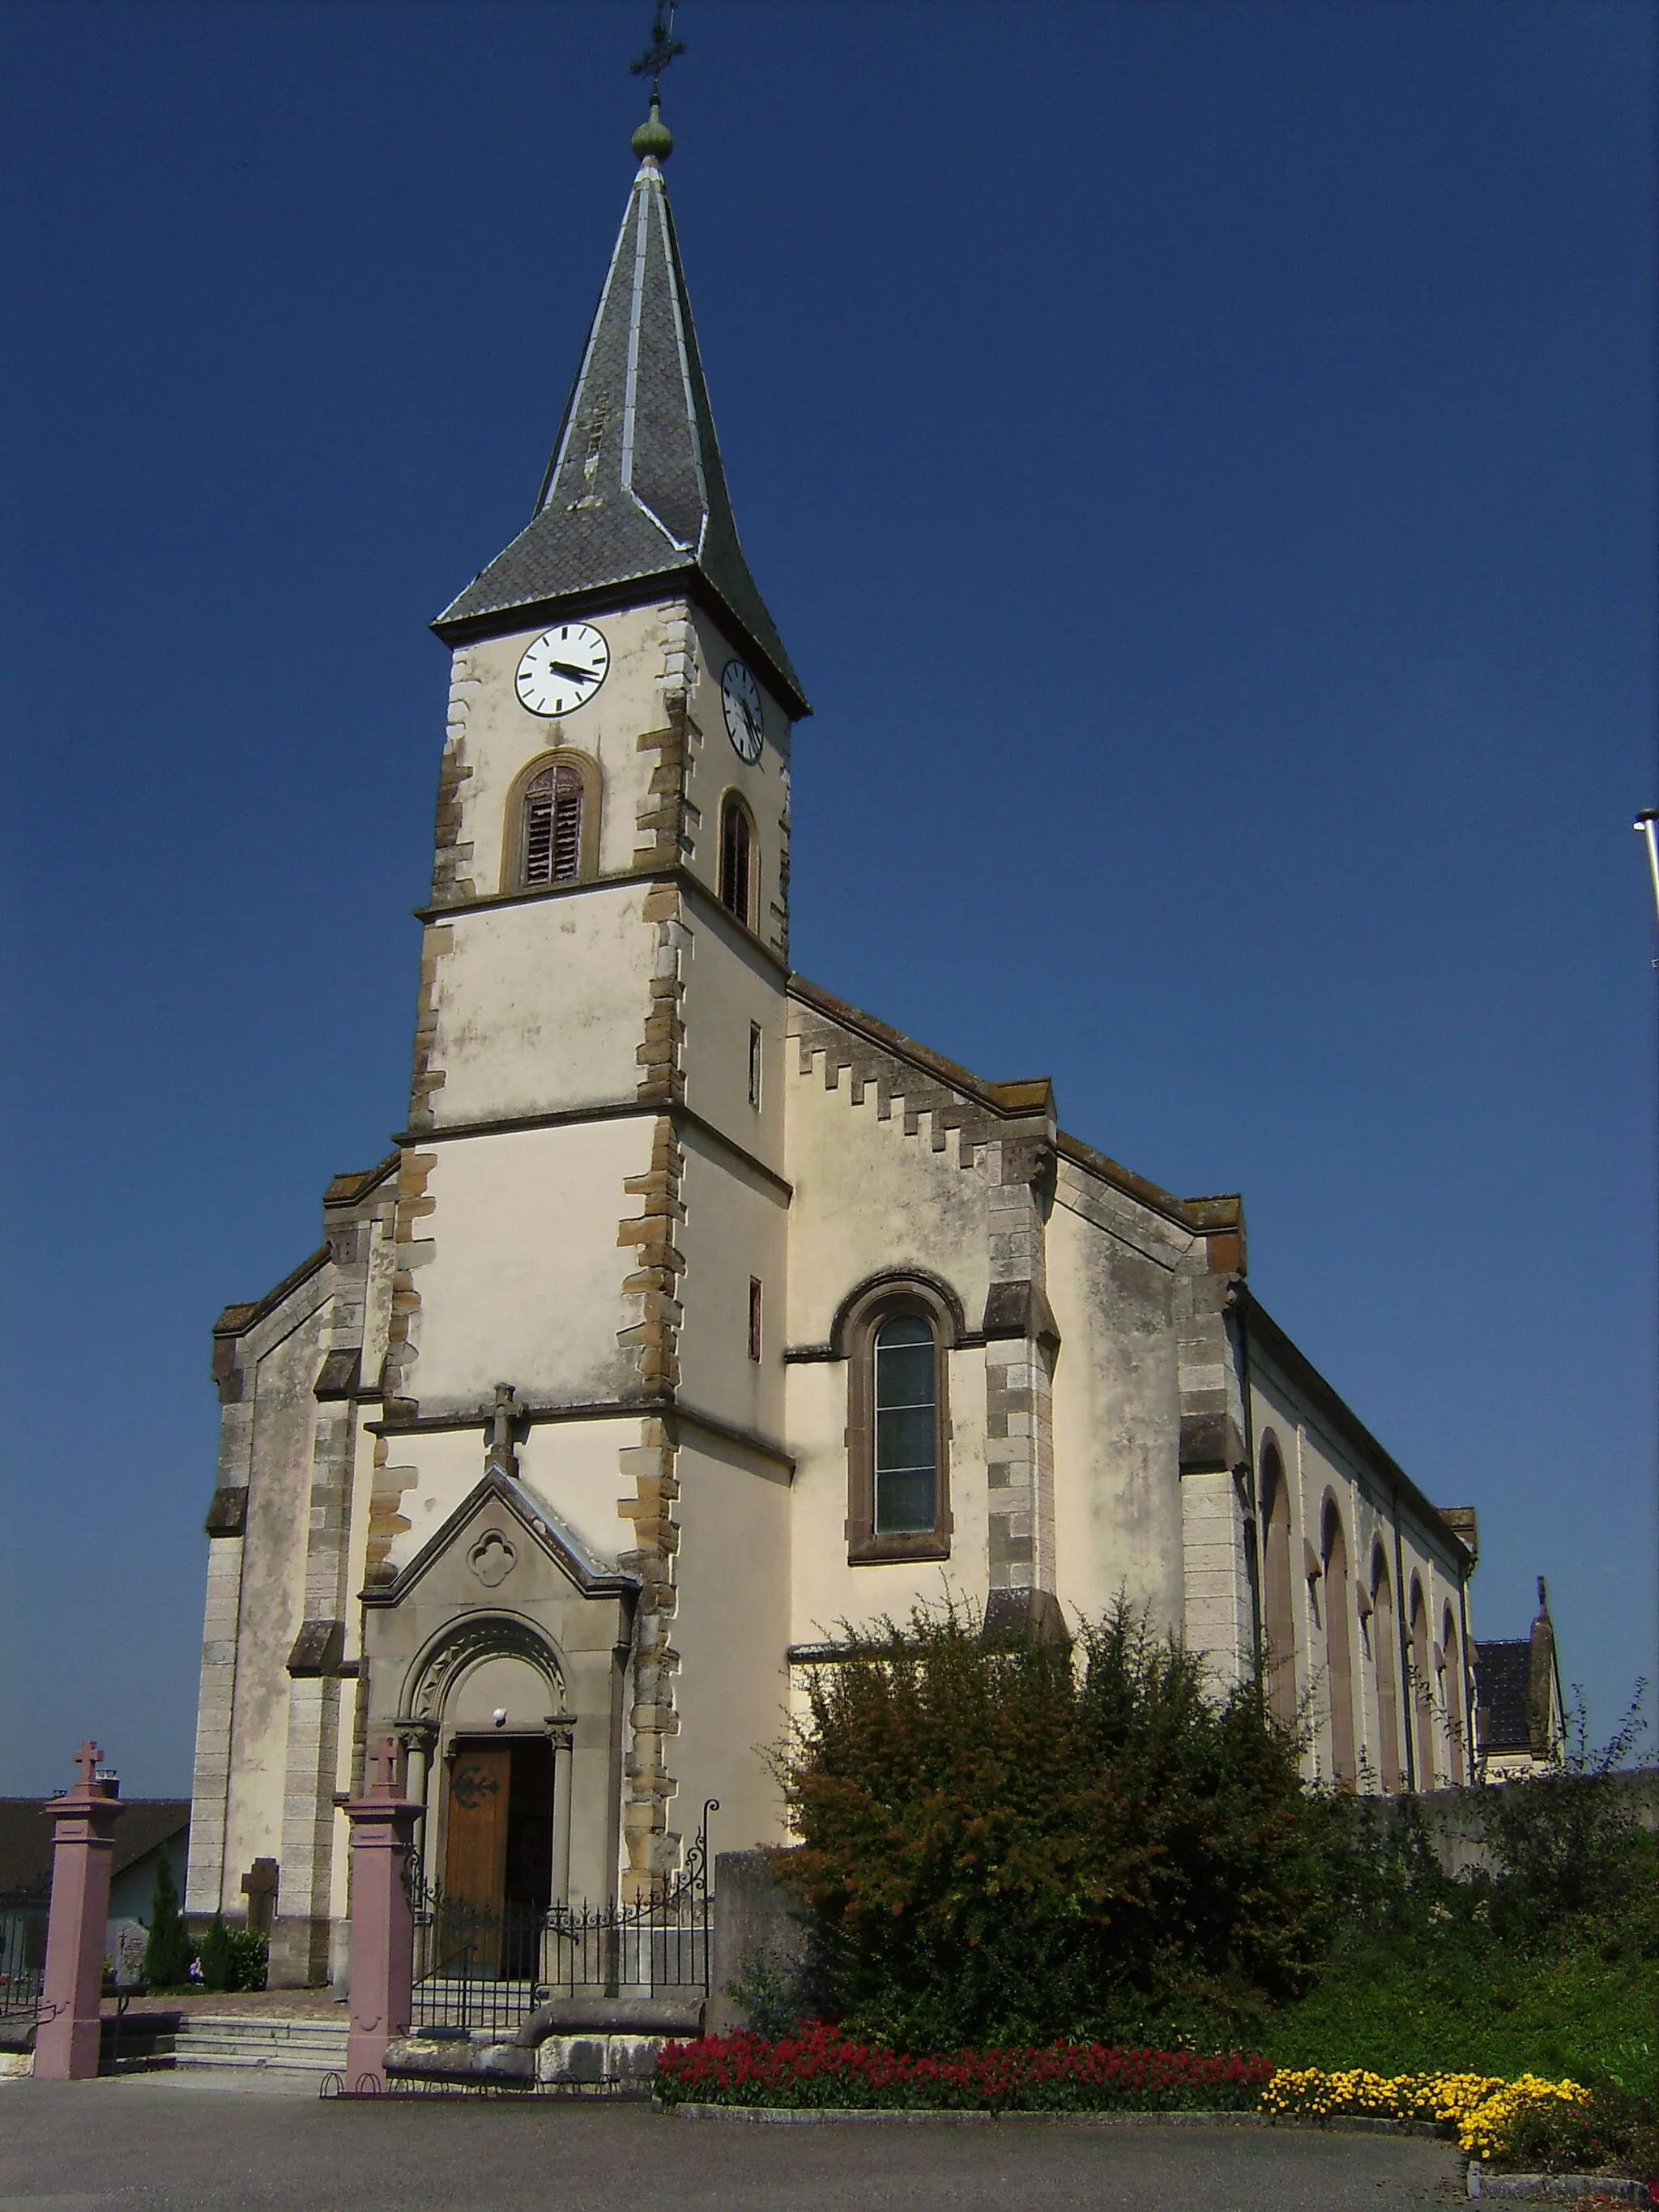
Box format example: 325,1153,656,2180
1255,1432,1465,1796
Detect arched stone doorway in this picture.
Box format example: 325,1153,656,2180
396,1616,576,1978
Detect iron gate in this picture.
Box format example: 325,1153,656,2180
409,1799,716,2036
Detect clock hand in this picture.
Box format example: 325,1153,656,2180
548,660,597,684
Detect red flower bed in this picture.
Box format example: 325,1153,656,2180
655,2024,1273,2112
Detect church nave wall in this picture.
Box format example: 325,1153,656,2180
1247,1340,1475,1796
785,1343,994,1649
1046,1182,1189,1637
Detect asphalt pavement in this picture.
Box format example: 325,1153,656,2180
0,2078,1465,2211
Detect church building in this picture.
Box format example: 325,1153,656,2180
186,101,1482,1988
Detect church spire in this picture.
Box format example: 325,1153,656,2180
434,94,807,719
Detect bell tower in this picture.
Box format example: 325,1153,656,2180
358,94,808,1902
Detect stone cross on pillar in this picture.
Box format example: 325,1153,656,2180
342,1737,421,2092
485,1382,521,1479
35,1741,125,2081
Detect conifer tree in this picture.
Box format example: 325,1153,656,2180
143,1849,192,1988
197,1911,234,1993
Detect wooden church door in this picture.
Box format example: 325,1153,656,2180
441,1745,511,1973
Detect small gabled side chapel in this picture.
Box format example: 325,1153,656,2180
187,96,1483,1988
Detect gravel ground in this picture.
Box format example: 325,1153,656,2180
0,2078,1465,2211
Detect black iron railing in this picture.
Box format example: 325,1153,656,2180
409,1799,716,2036
0,1906,46,2021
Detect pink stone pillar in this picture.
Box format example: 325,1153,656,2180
343,1738,421,2091
35,1742,125,2081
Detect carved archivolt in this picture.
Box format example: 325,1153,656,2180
403,1611,565,1724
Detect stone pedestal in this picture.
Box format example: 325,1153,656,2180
342,1739,421,2091
35,1742,125,2081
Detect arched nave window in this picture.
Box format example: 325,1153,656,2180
839,1278,956,1566
1371,1545,1404,1793
1259,1436,1297,1729
1322,1498,1357,1788
1442,1604,1467,1787
1410,1577,1435,1789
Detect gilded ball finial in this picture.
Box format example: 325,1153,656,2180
632,99,673,163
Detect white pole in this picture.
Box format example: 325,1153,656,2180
1636,810,1659,926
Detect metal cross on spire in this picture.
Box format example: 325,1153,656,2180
630,1,685,103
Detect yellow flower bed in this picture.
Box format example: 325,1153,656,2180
1260,2067,1588,2159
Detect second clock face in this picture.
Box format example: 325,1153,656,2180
723,659,765,763
516,623,610,717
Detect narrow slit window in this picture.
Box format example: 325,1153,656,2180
873,1315,936,1534
748,1022,762,1110
522,764,584,886
719,797,752,923
748,1277,762,1364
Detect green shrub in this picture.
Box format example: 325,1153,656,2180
1480,1689,1649,1942
1499,2079,1659,2176
194,1915,268,1993
142,1850,191,1989
724,1948,812,2040
773,1597,1328,2048
196,1912,233,1992
224,1928,269,1993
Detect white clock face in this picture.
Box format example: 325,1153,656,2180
722,659,765,763
515,623,610,717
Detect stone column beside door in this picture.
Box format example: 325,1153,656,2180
35,1743,126,2081
342,1739,421,2091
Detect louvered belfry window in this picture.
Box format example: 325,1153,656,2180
719,797,751,923
522,764,584,885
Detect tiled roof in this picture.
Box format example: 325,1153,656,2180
434,154,807,720
0,1799,189,1903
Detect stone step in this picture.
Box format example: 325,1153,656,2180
168,2015,350,2077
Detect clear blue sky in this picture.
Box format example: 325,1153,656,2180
2,1,1654,1795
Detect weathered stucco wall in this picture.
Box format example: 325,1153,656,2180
406,1121,653,1414
216,1288,335,1920
783,1035,991,1352
675,1132,788,1441
672,1436,794,1854
676,901,787,1176
786,1343,993,1647
424,887,657,1127
1046,1176,1187,1634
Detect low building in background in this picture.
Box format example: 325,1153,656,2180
1474,1579,1566,1779
0,1796,190,1989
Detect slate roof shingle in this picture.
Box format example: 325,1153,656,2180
435,153,807,721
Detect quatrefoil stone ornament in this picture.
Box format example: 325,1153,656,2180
467,1529,515,1588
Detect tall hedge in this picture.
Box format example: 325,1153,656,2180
143,1849,192,1989
774,1600,1328,2048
